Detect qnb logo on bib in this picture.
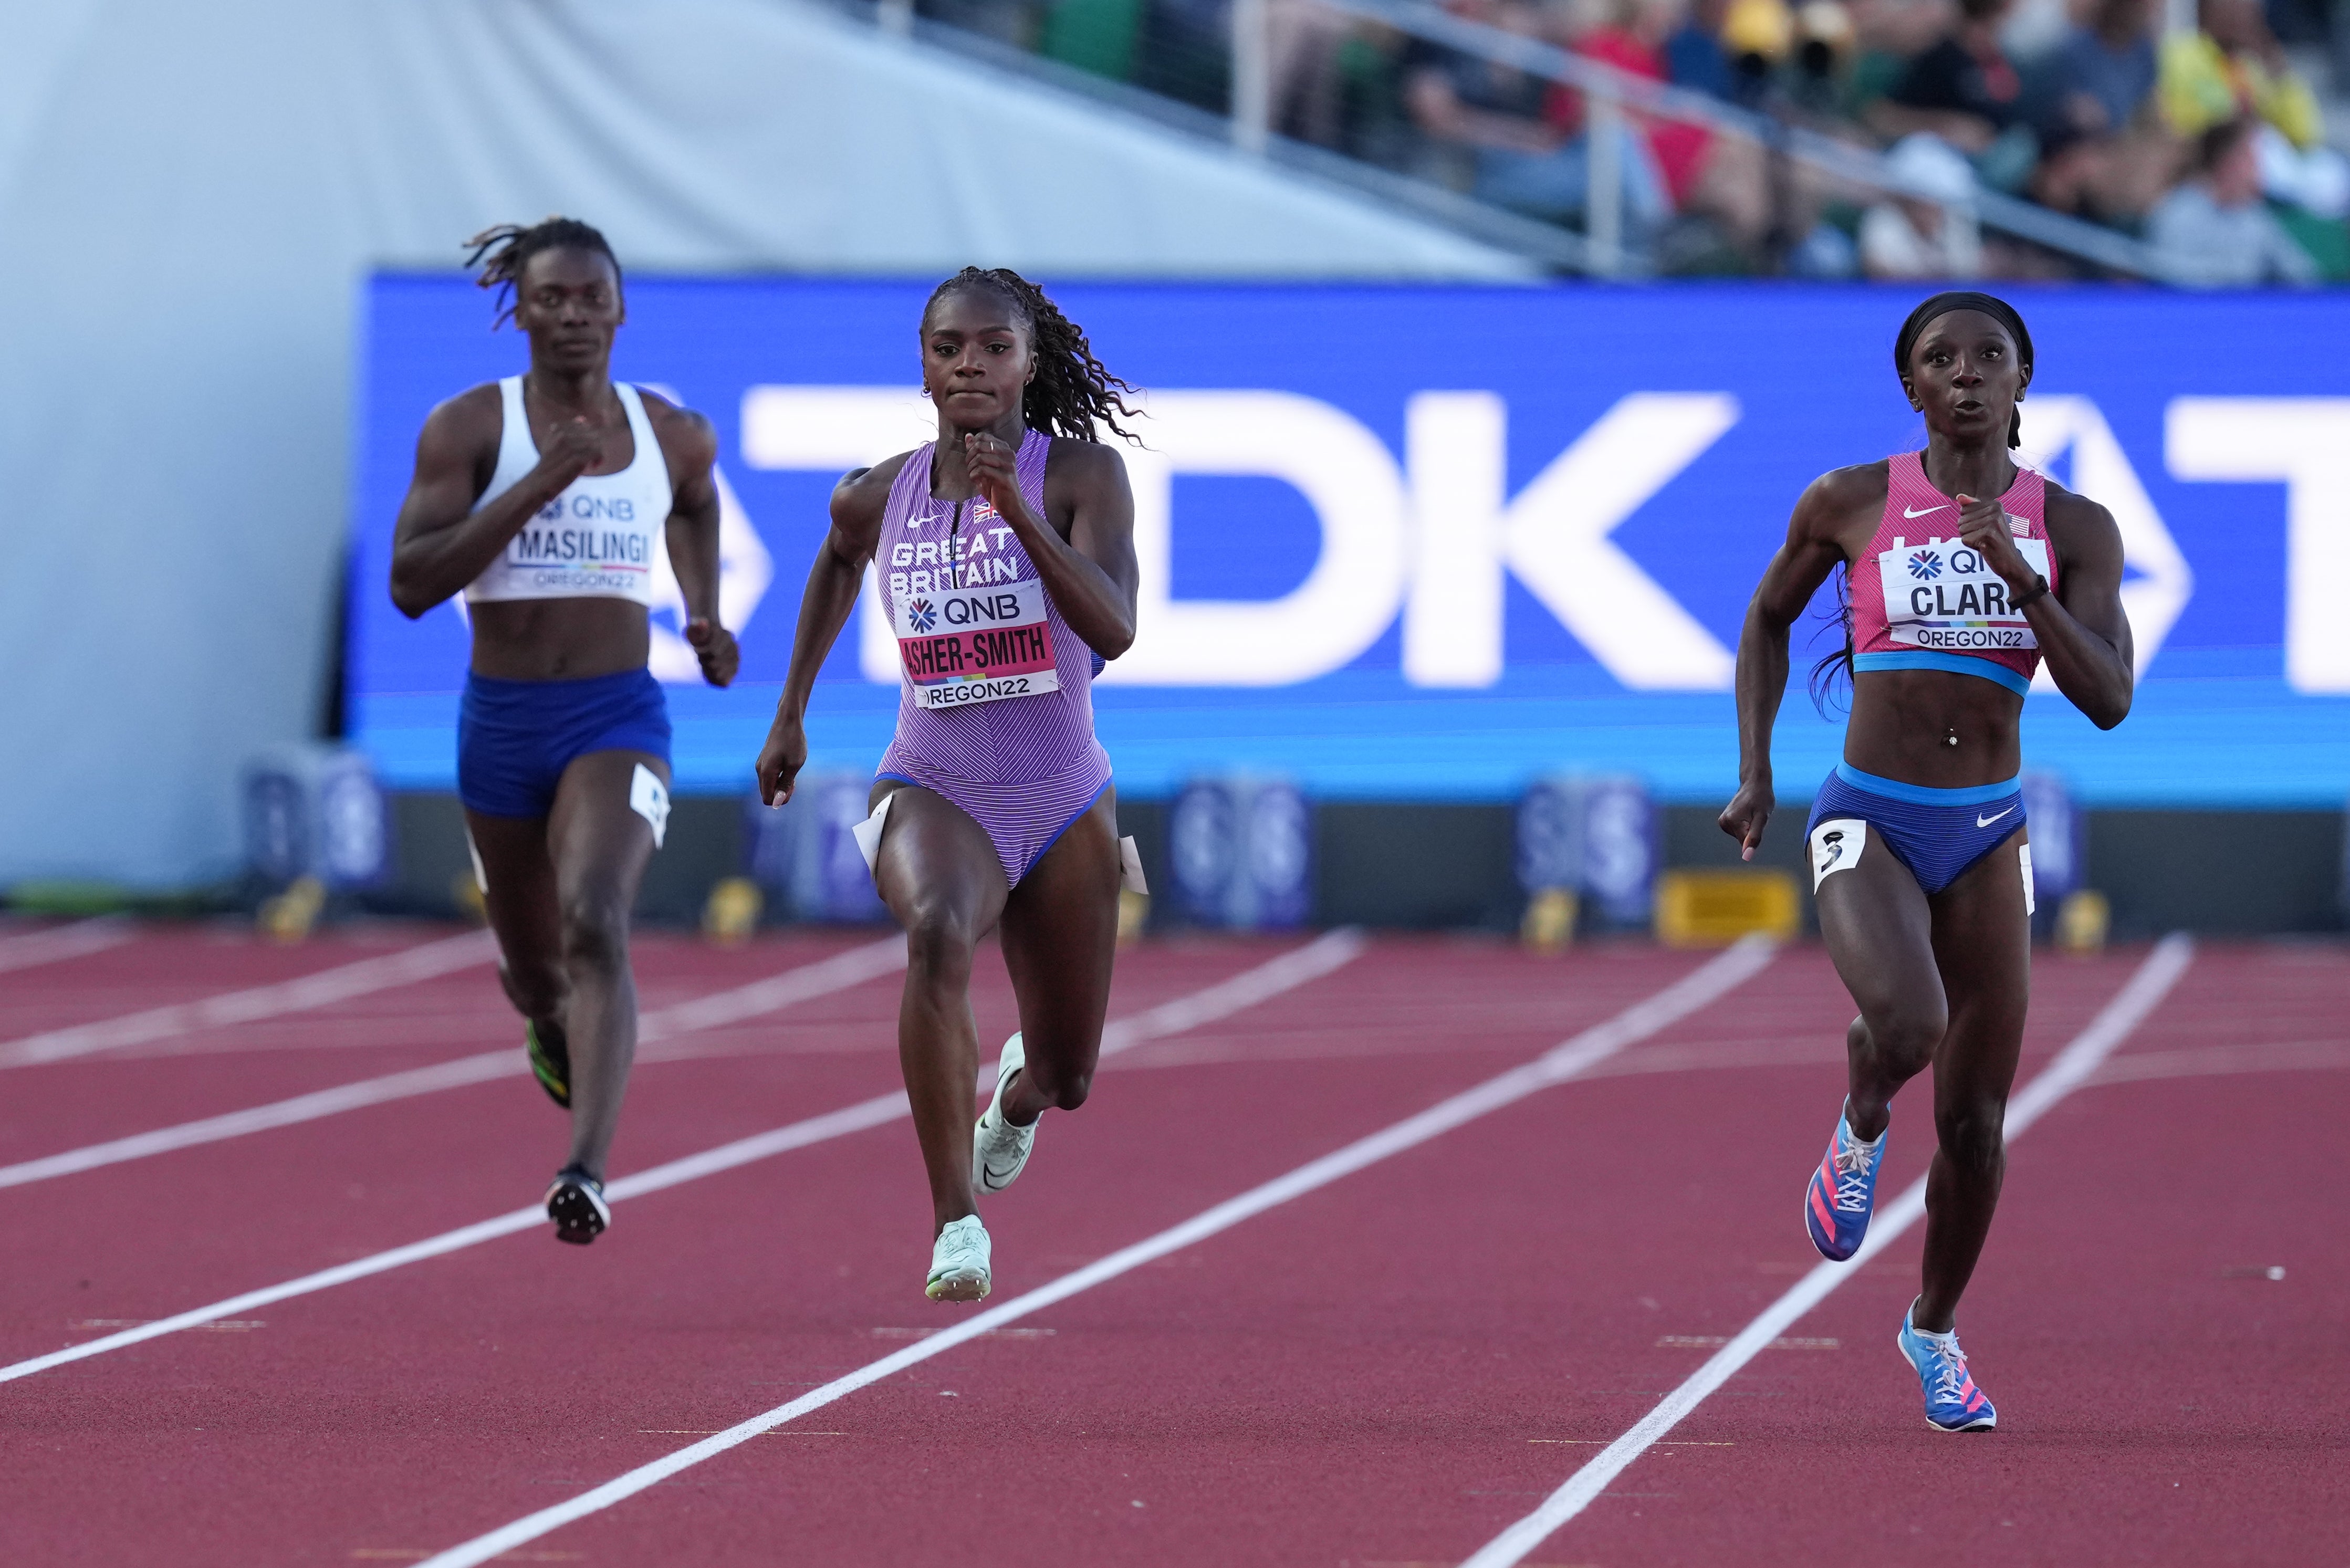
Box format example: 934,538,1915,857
894,578,1060,709
1878,535,2051,652
532,495,640,524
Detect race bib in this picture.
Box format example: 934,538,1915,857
894,579,1060,709
1877,533,2051,654
1810,817,1866,892
498,503,656,593
629,763,670,849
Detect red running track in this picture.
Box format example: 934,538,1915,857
0,926,892,1158
0,927,2342,1566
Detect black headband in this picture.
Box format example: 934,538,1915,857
1894,291,2034,448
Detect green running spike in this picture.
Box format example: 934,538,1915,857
524,1019,570,1109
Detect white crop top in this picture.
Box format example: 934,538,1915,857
464,376,674,605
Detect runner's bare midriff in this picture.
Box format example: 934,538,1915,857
467,598,649,681
1844,669,2024,789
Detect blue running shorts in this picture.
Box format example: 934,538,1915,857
457,667,671,820
1804,762,2026,897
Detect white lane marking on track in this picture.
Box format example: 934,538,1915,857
0,918,138,976
0,931,1370,1384
0,936,912,1192
0,931,498,1070
404,937,1778,1568
1458,934,2196,1568
2087,1039,2350,1083
1128,1020,2331,1090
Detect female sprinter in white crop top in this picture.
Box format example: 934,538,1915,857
388,218,737,1245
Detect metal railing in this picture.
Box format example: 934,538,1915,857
1226,0,2185,281
844,0,1604,270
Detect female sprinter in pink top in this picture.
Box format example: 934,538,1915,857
755,268,1140,1302
1719,292,2134,1431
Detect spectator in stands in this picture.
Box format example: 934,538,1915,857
1839,0,1957,130
1870,0,2039,190
1720,0,1795,104
2160,0,2320,147
1403,0,1558,176
1403,0,1669,239
1562,4,1714,211
1562,0,1782,258
1783,0,1861,118
2049,0,2159,141
1663,0,1738,98
1859,131,1987,275
2148,116,2321,283
2160,0,2349,216
2025,0,2180,225
1268,0,1353,146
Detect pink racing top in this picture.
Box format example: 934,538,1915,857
1847,451,2056,697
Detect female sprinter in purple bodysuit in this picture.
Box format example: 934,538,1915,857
1719,292,2133,1430
755,268,1140,1302
390,218,738,1244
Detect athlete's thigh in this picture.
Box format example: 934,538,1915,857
1811,819,1943,1026
870,782,1008,947
1926,829,2032,1100
465,808,562,974
545,749,664,915
997,787,1121,1059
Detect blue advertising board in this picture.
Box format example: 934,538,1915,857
348,278,2350,808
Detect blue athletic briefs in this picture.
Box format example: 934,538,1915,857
1806,761,2025,895
457,667,671,819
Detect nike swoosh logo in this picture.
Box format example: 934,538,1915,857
1977,806,2017,828
1904,504,1950,518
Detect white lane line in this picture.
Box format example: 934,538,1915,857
1124,1016,2341,1092
407,936,1779,1568
0,931,1370,1385
0,931,498,1070
2088,1039,2350,1083
0,918,138,976
0,936,912,1193
0,931,1350,1193
1459,933,2196,1568
1099,928,1368,1052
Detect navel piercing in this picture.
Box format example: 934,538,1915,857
1946,730,1960,747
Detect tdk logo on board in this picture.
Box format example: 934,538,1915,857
738,386,2219,693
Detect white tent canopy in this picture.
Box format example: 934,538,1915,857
0,0,1523,887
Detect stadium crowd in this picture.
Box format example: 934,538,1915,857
921,0,2350,279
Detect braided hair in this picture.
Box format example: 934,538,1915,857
463,217,622,329
1807,568,1857,715
924,267,1141,443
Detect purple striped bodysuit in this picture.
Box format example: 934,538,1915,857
874,428,1113,887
